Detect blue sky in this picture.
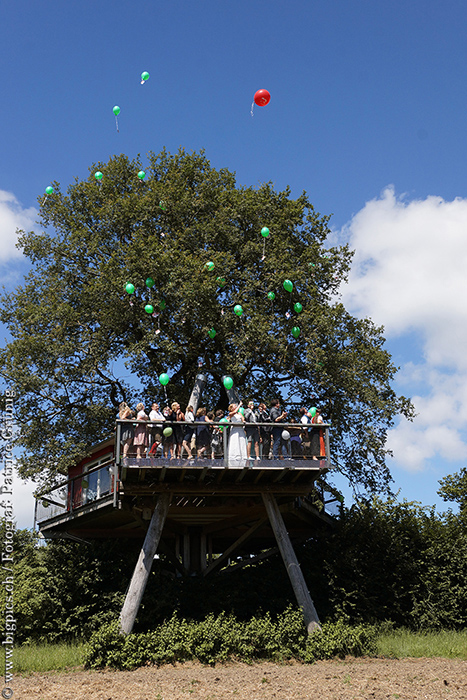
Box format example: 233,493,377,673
2,0,467,526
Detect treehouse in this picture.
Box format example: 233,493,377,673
35,383,339,635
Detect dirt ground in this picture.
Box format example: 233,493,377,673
12,657,467,700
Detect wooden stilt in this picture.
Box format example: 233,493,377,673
119,492,171,635
262,492,321,634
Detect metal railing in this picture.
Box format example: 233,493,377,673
35,459,118,526
115,418,330,469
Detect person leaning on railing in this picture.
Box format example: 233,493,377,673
257,402,272,459
119,402,135,458
270,398,288,459
182,404,195,459
147,402,165,456
244,401,260,460
134,403,149,459
311,408,326,459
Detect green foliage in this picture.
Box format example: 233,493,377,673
0,642,85,674
376,627,467,659
300,494,467,630
7,487,467,643
320,497,428,626
0,148,412,493
438,466,467,518
0,527,139,644
83,608,375,669
303,619,377,662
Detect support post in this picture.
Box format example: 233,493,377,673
119,492,171,635
262,492,321,634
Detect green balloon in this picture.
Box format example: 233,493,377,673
309,407,317,417
137,170,146,180
267,291,275,301
145,304,154,314
125,283,135,294
291,326,301,339
217,277,227,286
159,372,170,386
223,376,234,390
113,105,121,116
261,227,270,238
205,261,215,271
163,426,173,437
158,201,166,211
45,185,54,195
234,304,243,316
141,71,150,82
146,277,155,288
219,416,228,432
94,171,103,181
208,328,216,339
238,406,245,416
159,300,166,310
283,279,293,293
294,302,303,313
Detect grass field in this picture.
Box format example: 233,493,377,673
3,629,467,674
376,628,467,660
2,642,85,674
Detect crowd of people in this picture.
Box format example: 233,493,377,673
118,398,326,462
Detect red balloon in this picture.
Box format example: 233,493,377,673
254,89,271,107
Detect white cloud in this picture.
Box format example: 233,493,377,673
341,187,467,472
11,474,36,530
0,190,37,263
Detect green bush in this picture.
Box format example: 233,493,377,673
83,608,377,669
304,619,377,662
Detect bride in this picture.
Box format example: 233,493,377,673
227,402,247,466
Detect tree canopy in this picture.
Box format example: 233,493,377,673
438,467,467,519
0,148,413,490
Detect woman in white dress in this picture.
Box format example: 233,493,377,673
227,403,247,466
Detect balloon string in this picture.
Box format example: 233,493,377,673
262,238,266,260
115,116,119,133
250,101,255,117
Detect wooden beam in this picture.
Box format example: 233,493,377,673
273,468,290,483
219,546,279,572
157,540,189,577
235,467,249,483
202,517,268,576
202,506,266,534
262,492,321,635
123,482,317,496
198,467,208,483
253,469,265,484
119,492,171,635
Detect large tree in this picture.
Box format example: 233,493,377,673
0,149,413,491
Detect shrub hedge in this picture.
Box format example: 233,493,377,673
83,607,377,669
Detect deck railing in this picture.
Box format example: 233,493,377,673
34,458,117,525
35,420,332,528
115,418,330,469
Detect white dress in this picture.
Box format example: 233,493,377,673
227,413,247,466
